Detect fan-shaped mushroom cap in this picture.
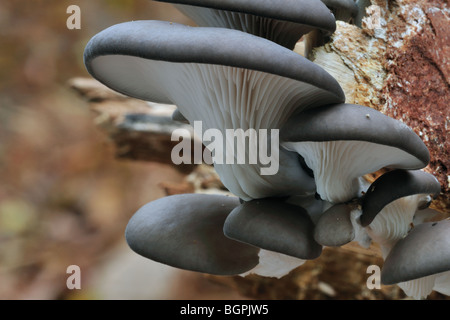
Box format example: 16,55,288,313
360,169,441,227
156,0,336,49
125,193,259,275
381,219,450,285
84,20,345,200
280,103,429,203
223,198,322,259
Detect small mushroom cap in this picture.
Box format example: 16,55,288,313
360,169,441,227
84,20,345,104
125,193,260,275
223,198,322,260
156,0,336,34
314,203,355,247
381,219,450,285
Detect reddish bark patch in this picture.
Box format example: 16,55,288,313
383,1,449,212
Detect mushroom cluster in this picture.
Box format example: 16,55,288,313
83,0,449,299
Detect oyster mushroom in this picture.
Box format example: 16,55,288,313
348,169,442,299
125,193,259,275
280,103,430,204
381,219,450,299
360,169,442,227
155,0,336,49
360,170,441,256
223,198,322,260
313,203,356,247
84,20,345,200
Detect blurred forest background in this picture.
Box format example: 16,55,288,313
0,0,249,299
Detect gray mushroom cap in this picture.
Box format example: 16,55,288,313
223,198,322,260
381,219,450,285
314,203,355,247
84,20,344,104
280,103,430,203
125,193,260,275
360,169,441,227
156,0,336,49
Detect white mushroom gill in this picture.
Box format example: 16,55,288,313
397,275,436,300
434,272,450,296
240,249,306,279
361,195,447,300
175,4,311,49
91,55,341,200
398,269,450,300
281,140,425,203
286,194,332,224
365,194,423,258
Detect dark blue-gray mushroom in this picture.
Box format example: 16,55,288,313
84,20,345,201
125,193,259,275
361,169,442,227
380,219,450,299
313,203,357,247
155,0,336,49
360,169,441,257
280,103,430,204
223,198,322,260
